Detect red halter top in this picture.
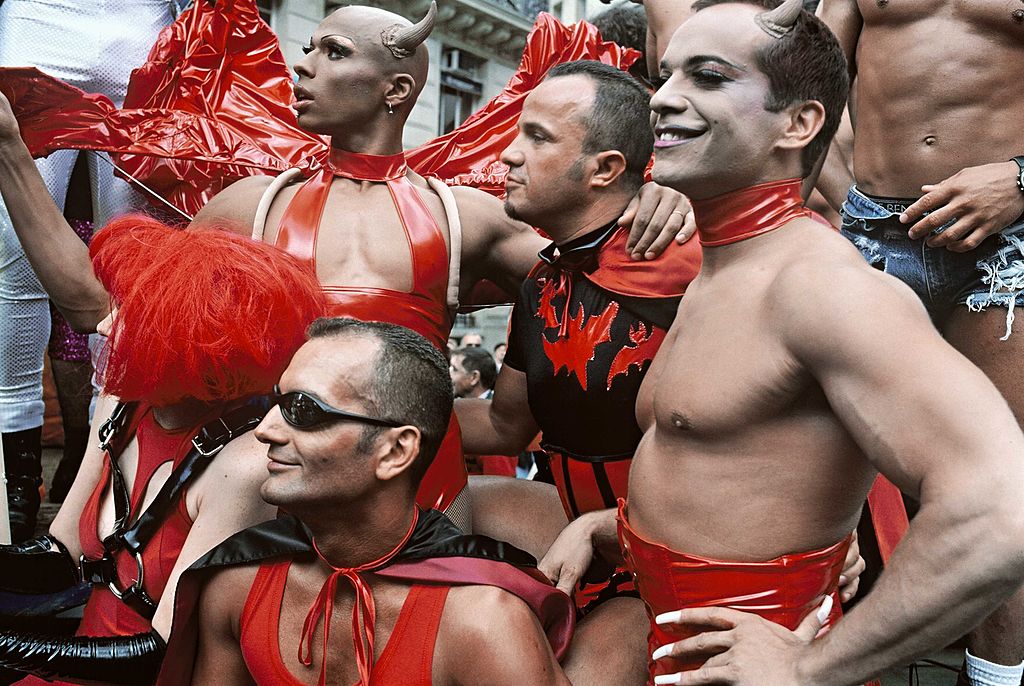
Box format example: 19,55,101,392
77,407,200,636
273,148,452,350
239,560,448,686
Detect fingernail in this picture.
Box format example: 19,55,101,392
632,252,644,260
816,595,834,624
645,251,656,260
838,575,847,585
899,213,908,223
656,610,682,625
652,643,675,661
654,673,683,685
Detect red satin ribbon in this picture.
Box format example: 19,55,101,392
693,178,810,247
299,509,420,686
327,148,408,182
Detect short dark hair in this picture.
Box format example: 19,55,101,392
306,317,453,486
546,60,653,190
588,3,649,82
453,346,497,391
690,0,849,175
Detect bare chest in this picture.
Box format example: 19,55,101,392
858,0,1024,32
262,177,450,292
637,293,811,438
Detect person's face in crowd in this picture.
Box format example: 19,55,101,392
501,75,595,227
460,333,483,348
493,343,506,364
292,7,392,134
256,335,388,509
449,354,478,398
649,4,791,199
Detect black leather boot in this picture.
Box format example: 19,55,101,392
2,428,43,543
48,425,89,503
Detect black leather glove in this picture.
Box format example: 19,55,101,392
0,535,79,595
0,630,165,685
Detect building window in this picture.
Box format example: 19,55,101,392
256,0,277,27
439,47,485,134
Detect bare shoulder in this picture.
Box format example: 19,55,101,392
199,563,260,618
189,430,274,524
438,585,564,685
448,185,506,238
190,175,278,235
766,224,934,356
196,431,267,488
443,584,537,631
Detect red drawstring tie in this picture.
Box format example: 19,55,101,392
298,509,420,686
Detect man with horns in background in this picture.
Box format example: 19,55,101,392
0,1,689,534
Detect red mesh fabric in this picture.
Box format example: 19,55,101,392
90,215,326,405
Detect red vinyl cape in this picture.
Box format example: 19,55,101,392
0,1,638,217
156,510,574,686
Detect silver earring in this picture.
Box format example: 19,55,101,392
387,102,394,115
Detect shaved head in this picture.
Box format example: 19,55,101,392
320,5,430,104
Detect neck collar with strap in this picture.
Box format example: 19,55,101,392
538,218,620,274
693,178,809,247
299,509,421,686
537,219,620,338
327,147,408,182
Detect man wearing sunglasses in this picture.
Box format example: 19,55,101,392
156,318,574,686
0,216,326,685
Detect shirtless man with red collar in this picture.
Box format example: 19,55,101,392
586,2,1024,684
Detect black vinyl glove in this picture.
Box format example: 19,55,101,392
0,535,79,595
0,630,165,685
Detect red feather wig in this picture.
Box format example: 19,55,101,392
90,215,326,406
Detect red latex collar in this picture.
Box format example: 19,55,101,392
693,178,810,247
300,509,420,686
328,148,408,182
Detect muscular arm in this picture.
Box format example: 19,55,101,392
456,364,539,455
440,586,570,686
0,130,109,331
149,432,276,639
190,566,257,686
782,260,1024,684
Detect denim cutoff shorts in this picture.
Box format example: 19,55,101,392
840,185,1024,339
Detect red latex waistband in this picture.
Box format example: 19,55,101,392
616,499,849,679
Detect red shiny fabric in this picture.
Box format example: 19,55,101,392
275,148,452,351
617,501,852,684
77,407,202,636
0,5,638,215
588,226,702,299
241,559,445,686
548,450,631,521
693,178,813,247
867,475,909,563
271,147,465,512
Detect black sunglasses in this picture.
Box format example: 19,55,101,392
271,385,404,429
